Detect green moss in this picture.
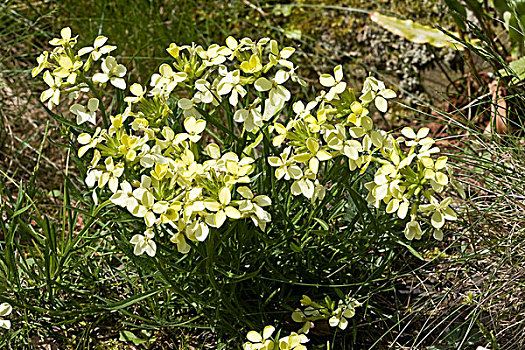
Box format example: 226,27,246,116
280,0,451,56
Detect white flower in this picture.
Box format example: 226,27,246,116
271,121,293,147
328,299,359,330
198,43,232,66
0,302,12,329
268,39,295,68
194,79,218,105
174,116,206,143
262,98,284,121
216,69,247,106
319,65,346,101
110,181,135,208
124,83,146,104
52,55,82,83
70,98,99,125
236,186,272,230
420,155,449,192
310,180,326,204
49,27,77,46
278,332,309,350
293,137,332,174
203,187,241,228
243,326,275,350
129,177,164,227
293,100,317,120
291,174,316,199
185,219,210,242
177,98,202,119
85,169,102,188
98,157,124,193
404,220,423,240
92,56,127,89
268,147,303,181
233,98,263,132
77,127,105,158
420,197,457,229
32,51,50,77
254,70,291,104
130,229,157,257
360,76,396,113
40,71,62,108
170,232,190,254
150,63,187,96
78,36,116,61
224,36,246,60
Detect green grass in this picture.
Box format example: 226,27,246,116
370,2,525,347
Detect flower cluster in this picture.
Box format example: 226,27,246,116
291,295,361,333
243,294,360,349
243,325,309,350
34,29,302,255
32,27,456,257
267,70,457,239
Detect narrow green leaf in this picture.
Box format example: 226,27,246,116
396,240,425,261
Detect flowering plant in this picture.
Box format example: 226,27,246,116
243,325,309,350
32,28,456,259
243,293,360,350
291,295,362,333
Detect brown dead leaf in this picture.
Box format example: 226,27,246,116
485,80,508,135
